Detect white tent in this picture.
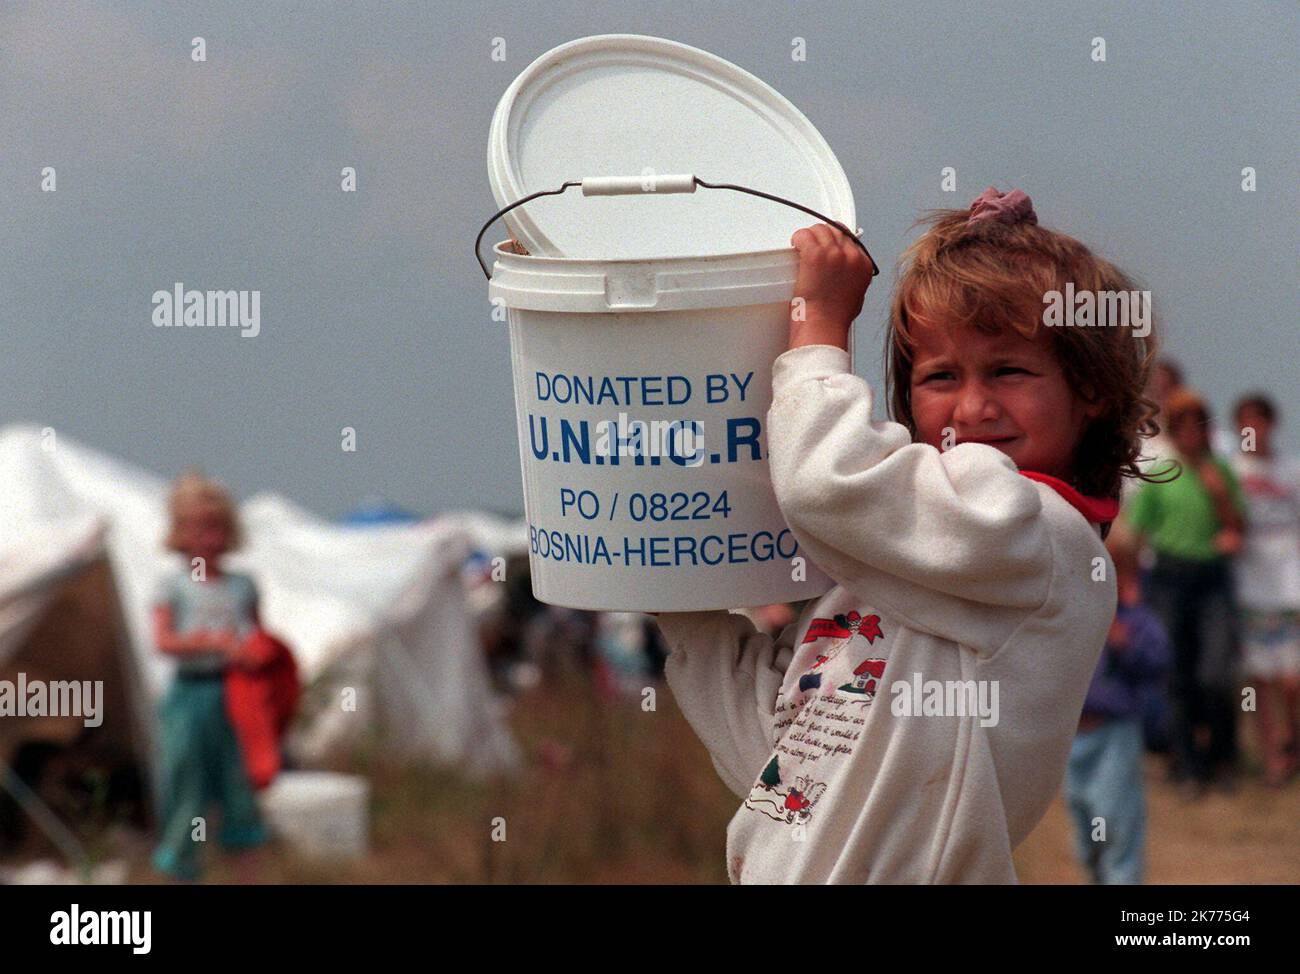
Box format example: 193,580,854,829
437,511,531,562
0,423,520,799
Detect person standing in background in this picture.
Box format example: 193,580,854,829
1066,531,1169,884
1229,394,1300,786
1116,358,1184,751
151,472,269,880
1125,390,1247,799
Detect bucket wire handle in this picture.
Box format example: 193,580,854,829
475,175,878,280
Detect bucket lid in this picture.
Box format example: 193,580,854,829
488,34,856,260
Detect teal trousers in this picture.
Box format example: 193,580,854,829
151,675,268,880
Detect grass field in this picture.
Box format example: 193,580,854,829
8,673,1298,883
202,675,1300,884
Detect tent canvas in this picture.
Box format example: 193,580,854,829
0,424,520,817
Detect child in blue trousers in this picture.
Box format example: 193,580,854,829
150,471,268,880
1066,529,1169,884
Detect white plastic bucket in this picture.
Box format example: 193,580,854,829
489,241,840,612
258,771,370,860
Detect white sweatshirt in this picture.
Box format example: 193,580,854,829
655,344,1116,884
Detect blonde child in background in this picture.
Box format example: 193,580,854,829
151,471,268,880
655,187,1161,883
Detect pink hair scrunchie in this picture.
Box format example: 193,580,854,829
967,186,1037,226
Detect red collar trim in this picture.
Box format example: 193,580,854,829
1019,471,1120,525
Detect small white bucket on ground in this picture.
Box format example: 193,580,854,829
258,770,369,861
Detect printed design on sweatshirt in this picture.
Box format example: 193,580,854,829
747,611,890,826
743,756,827,826
837,657,888,699
795,611,882,692
801,610,882,646
769,690,870,768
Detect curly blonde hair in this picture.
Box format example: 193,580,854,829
165,468,243,553
884,206,1167,501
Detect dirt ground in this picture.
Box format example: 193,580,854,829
1017,757,1300,884
6,675,1298,884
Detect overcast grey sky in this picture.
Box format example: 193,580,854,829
3,1,1296,518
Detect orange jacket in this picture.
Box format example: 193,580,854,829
224,629,300,790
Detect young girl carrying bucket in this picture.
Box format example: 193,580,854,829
655,187,1161,883
151,472,269,880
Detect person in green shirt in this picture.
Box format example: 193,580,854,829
1125,389,1246,799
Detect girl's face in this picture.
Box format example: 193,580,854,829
908,320,1099,481
177,505,231,565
